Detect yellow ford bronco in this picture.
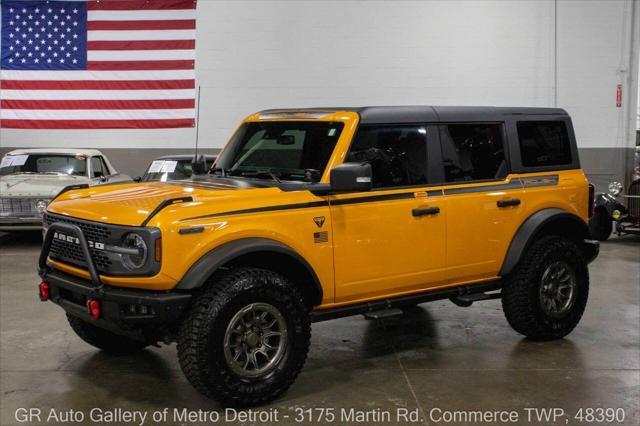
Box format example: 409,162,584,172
38,106,599,406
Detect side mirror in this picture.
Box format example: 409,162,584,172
99,175,108,182
133,176,142,183
308,162,372,195
330,162,372,192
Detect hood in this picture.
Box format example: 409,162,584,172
46,178,281,227
0,174,88,198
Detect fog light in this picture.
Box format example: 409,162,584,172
612,210,621,220
38,282,49,302
86,299,101,320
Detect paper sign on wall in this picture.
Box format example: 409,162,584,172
0,155,29,168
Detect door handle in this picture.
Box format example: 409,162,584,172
497,198,521,208
412,206,440,217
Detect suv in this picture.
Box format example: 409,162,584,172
38,106,599,406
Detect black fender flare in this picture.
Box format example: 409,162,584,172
176,238,323,305
499,208,595,276
594,193,627,217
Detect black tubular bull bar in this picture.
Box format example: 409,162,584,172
39,222,102,287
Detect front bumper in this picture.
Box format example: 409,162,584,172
43,269,192,329
0,216,42,231
39,222,191,336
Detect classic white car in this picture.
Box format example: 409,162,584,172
0,149,131,231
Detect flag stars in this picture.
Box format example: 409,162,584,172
3,3,86,69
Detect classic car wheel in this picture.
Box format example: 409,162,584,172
502,236,589,341
589,209,612,241
177,267,311,407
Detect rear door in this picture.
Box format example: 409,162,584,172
436,122,526,284
331,124,446,304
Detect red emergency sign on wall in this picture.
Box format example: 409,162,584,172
616,84,622,107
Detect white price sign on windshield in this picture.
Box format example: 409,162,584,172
0,155,28,168
148,160,178,173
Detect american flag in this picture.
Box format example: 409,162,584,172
0,0,196,129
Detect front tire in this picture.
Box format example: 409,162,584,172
502,236,589,341
589,209,612,241
67,314,149,354
177,267,311,407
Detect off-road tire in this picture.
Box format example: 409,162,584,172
67,314,149,354
589,209,612,241
502,236,589,341
177,267,311,407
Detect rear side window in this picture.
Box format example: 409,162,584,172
346,125,428,188
439,123,507,182
517,121,572,167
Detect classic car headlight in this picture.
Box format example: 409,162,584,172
608,181,623,197
35,199,49,214
121,233,148,270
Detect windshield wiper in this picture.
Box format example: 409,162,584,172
229,169,281,183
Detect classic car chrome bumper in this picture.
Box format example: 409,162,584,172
0,216,43,231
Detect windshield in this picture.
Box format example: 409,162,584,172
0,154,87,176
142,159,194,182
214,121,344,182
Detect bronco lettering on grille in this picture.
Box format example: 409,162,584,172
53,232,105,250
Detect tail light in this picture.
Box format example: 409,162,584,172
588,183,595,218
38,282,49,302
86,299,101,320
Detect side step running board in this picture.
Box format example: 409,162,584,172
364,308,404,320
450,291,501,307
311,280,502,323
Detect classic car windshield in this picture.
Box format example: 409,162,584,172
214,121,344,182
0,154,87,176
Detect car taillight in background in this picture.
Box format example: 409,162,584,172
588,183,595,218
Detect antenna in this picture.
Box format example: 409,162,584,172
194,85,201,160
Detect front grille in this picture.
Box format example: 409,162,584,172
628,180,640,219
44,214,113,271
0,197,38,216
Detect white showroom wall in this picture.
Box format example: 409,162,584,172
1,0,638,183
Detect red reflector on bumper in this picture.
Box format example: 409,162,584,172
86,299,101,320
38,282,49,302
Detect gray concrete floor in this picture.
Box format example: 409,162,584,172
0,232,638,426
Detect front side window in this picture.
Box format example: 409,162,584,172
217,121,343,182
439,123,507,182
91,156,108,178
517,121,572,167
346,125,428,189
0,154,87,176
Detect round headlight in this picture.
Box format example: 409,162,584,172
121,233,148,270
608,181,623,197
35,199,49,214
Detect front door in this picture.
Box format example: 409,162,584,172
331,124,446,304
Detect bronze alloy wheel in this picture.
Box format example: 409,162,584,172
538,261,577,318
223,302,288,379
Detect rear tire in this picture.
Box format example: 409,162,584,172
177,267,311,407
67,314,149,354
589,209,612,241
502,236,589,341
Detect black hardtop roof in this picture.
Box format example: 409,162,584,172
259,105,568,124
